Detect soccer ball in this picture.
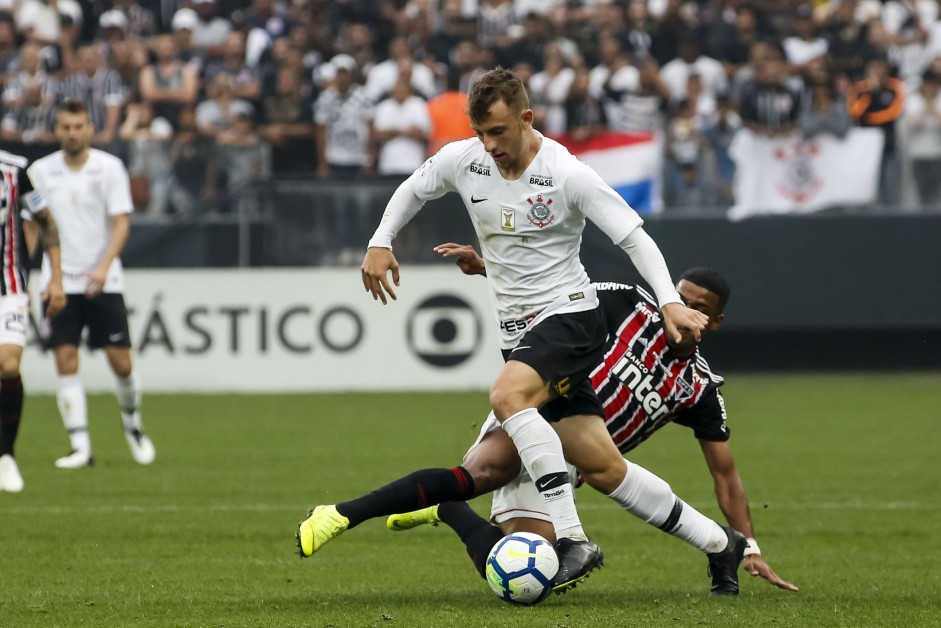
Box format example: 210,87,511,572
485,532,560,605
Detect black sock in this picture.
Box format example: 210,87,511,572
0,375,24,457
336,466,475,529
438,501,505,578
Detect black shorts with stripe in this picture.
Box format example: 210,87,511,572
43,293,132,349
501,307,606,422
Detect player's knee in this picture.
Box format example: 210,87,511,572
0,355,21,377
463,454,520,494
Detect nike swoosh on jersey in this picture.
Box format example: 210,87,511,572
470,196,487,203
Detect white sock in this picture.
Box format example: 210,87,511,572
115,372,143,432
607,459,728,554
57,375,90,454
502,408,585,540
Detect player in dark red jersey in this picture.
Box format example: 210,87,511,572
386,244,797,593
0,150,66,492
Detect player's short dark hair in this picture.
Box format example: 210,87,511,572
680,267,731,312
467,67,529,123
58,98,90,117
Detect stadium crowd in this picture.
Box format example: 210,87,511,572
3,0,941,214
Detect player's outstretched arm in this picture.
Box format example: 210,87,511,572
699,439,799,592
361,247,400,305
434,243,486,276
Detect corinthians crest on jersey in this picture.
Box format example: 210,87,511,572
526,194,555,228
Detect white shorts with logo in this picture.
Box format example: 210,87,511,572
465,411,580,525
0,294,30,347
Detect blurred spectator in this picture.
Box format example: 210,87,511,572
738,53,802,136
704,3,760,76
59,45,125,146
602,54,670,133
649,0,695,67
881,0,931,81
0,16,16,82
822,5,880,83
214,102,270,192
563,65,607,142
1,42,57,159
259,67,317,174
901,70,941,205
686,73,717,122
364,36,438,102
204,32,262,103
783,5,829,71
497,12,549,70
665,98,707,207
589,34,625,99
196,73,251,139
111,39,149,96
426,69,473,154
169,107,217,210
239,0,292,42
848,55,906,203
110,0,157,40
188,0,231,59
799,71,852,139
120,100,174,214
97,10,129,45
314,54,374,178
528,41,575,134
701,94,742,204
15,0,82,45
661,31,728,103
372,75,431,176
170,8,202,66
477,0,519,50
139,35,199,129
621,0,654,60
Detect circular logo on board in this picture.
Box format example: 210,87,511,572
406,294,482,367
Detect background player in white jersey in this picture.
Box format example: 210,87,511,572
27,99,155,469
0,150,66,492
300,68,710,592
388,253,797,595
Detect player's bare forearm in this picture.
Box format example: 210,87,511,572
433,243,486,276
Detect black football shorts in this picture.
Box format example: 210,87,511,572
44,293,132,349
502,307,606,422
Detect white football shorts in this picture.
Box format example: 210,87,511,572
0,294,30,347
465,411,580,525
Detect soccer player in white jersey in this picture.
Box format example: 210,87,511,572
298,68,710,592
27,99,155,469
0,150,66,492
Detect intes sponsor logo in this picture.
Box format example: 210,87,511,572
611,350,670,421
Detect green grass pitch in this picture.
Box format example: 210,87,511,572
1,373,939,627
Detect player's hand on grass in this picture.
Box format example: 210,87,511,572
434,243,486,276
660,302,709,343
361,247,400,305
43,280,67,317
744,555,799,592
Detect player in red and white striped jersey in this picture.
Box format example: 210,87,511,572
0,149,66,492
386,247,797,593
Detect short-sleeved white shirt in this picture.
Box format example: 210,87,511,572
410,135,643,348
373,95,432,175
28,149,133,294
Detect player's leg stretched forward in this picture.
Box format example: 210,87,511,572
391,416,748,596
